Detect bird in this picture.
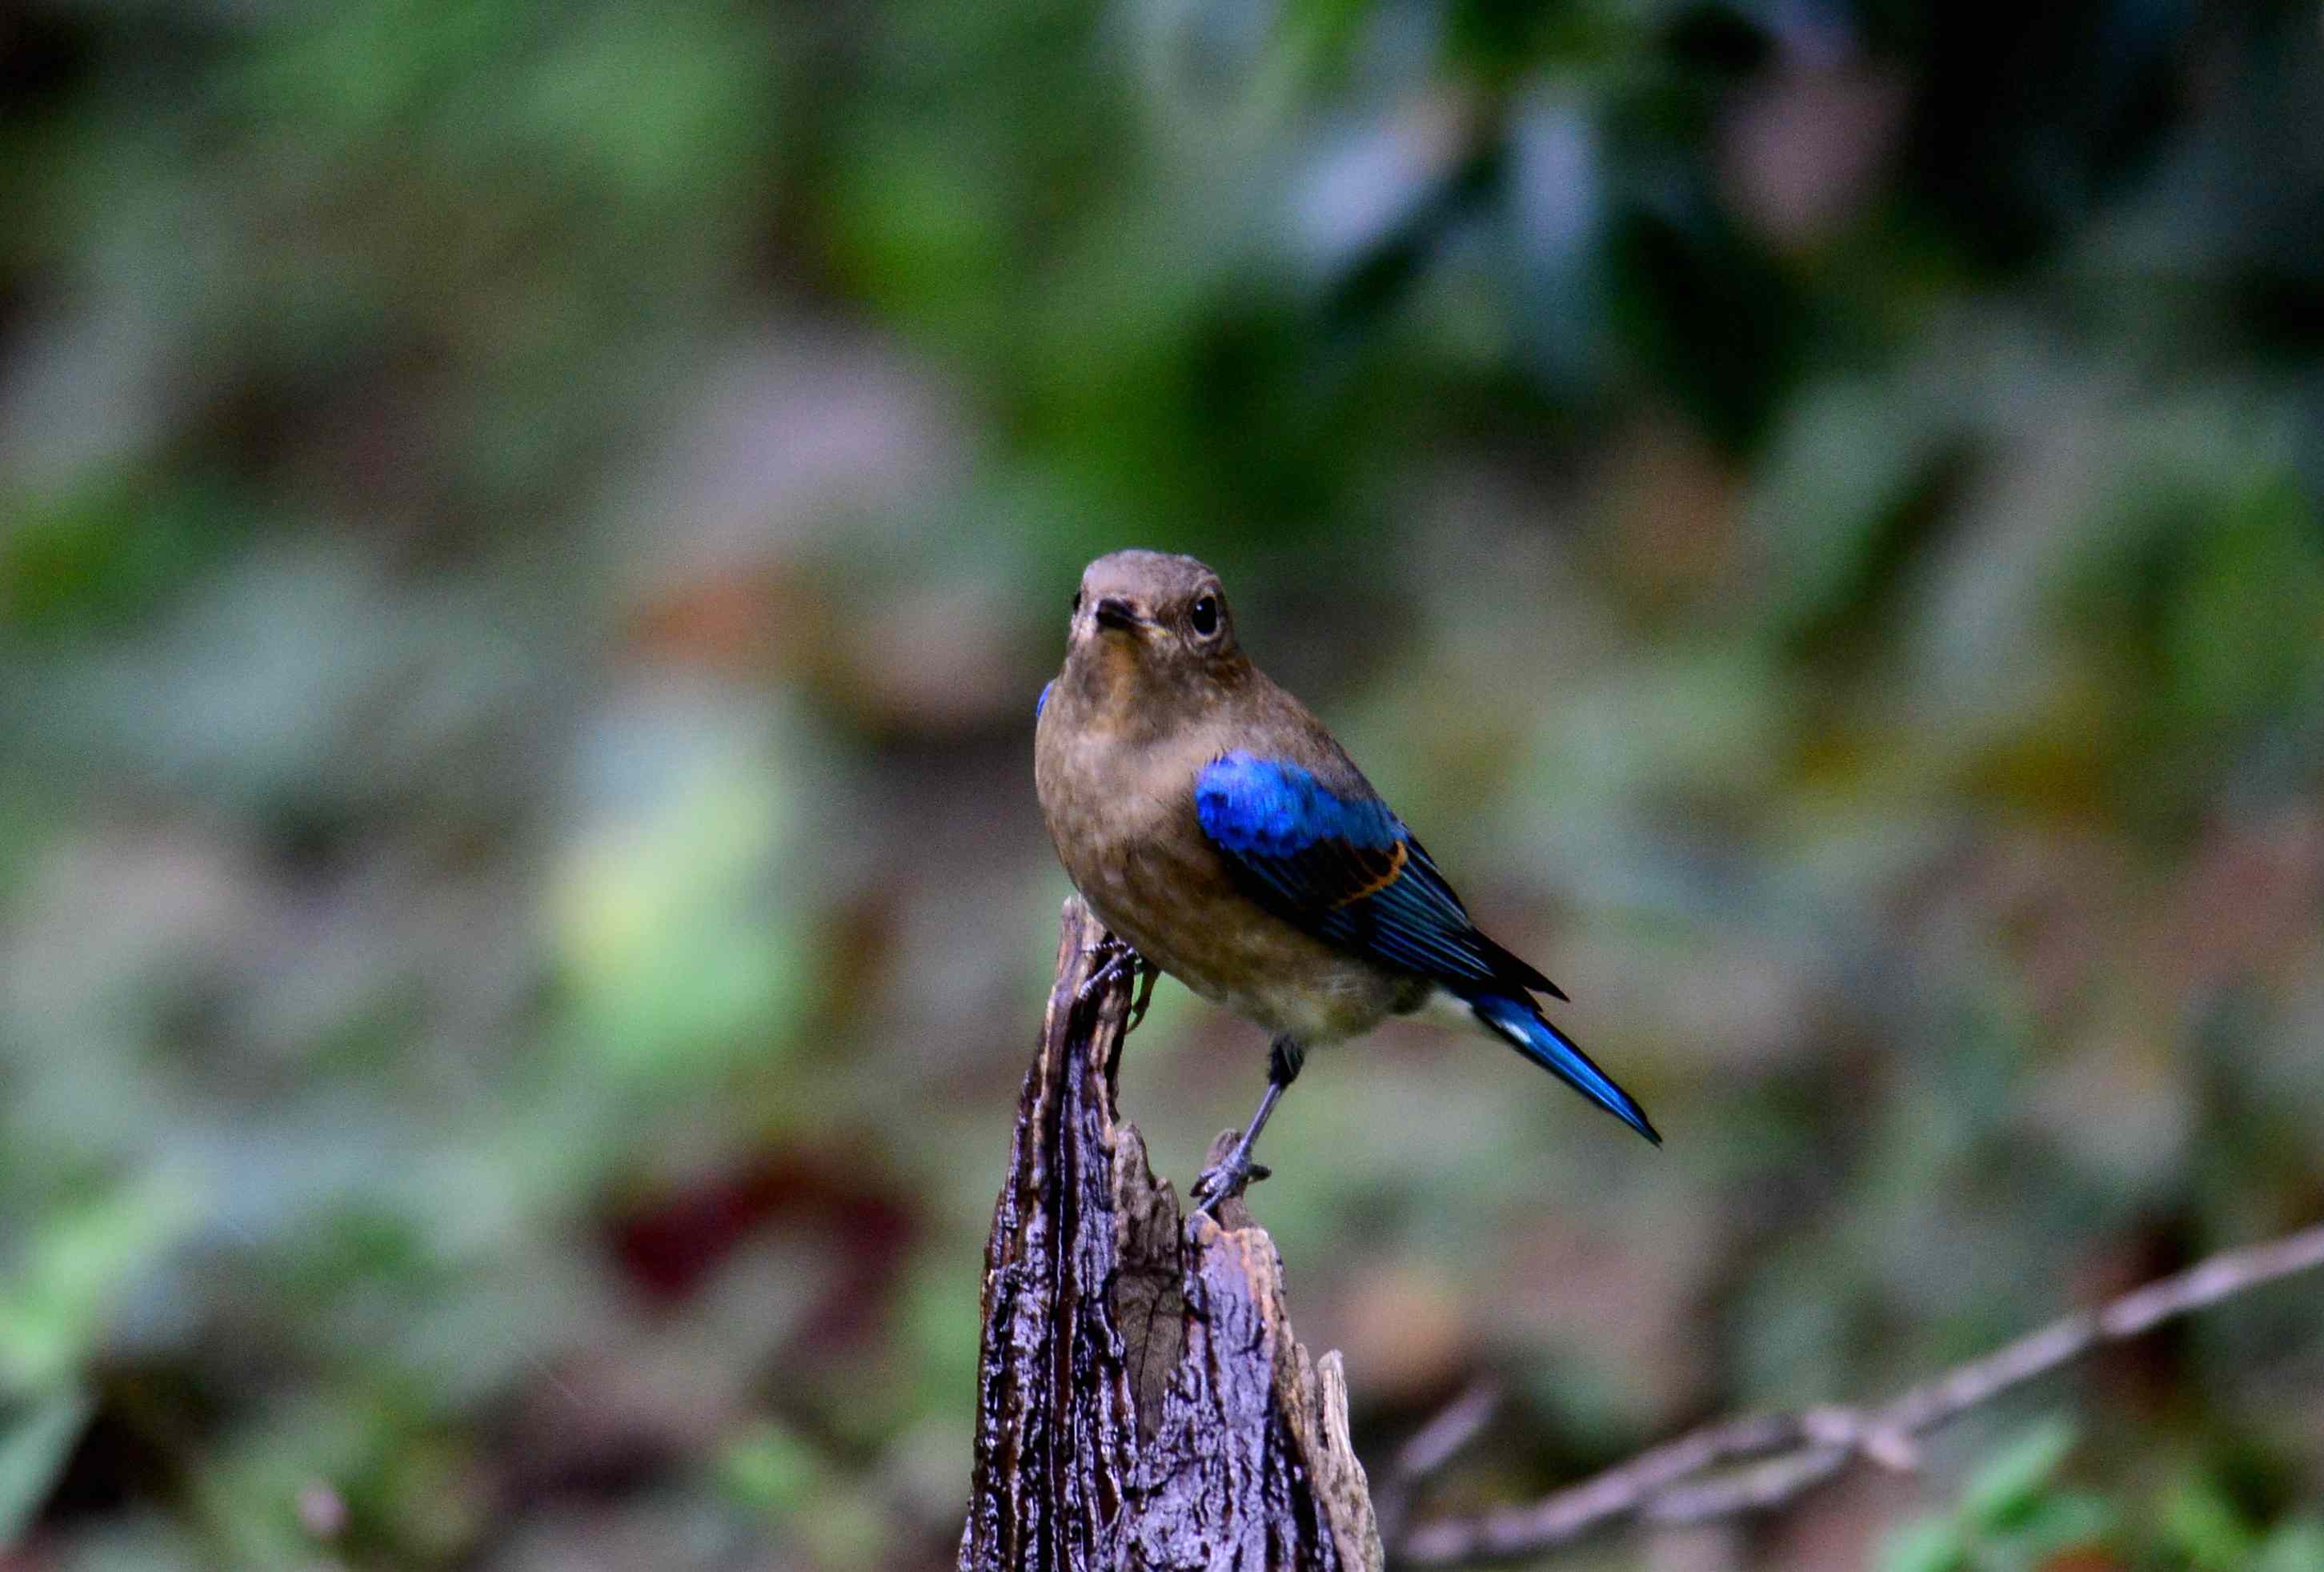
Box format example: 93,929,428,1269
1032,548,1657,1214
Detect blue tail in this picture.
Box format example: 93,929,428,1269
1467,993,1661,1145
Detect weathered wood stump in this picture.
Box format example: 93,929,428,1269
960,899,1382,1572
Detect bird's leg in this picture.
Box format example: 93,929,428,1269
1192,1036,1304,1217
1126,954,1159,1033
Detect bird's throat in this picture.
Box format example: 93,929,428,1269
1061,637,1171,742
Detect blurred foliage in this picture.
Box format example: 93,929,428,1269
1881,1418,2324,1572
2,0,2322,1569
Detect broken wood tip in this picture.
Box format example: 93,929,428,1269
960,898,1382,1572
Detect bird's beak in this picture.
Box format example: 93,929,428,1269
1092,597,1148,634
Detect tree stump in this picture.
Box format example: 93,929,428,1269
960,899,1382,1572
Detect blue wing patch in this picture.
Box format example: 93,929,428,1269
1037,680,1053,720
1196,752,1398,854
1194,752,1561,999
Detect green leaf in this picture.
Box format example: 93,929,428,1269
0,1184,194,1394
0,1388,95,1545
1880,1514,1968,1572
1961,1418,2078,1530
2162,1473,2261,1571
2006,1490,2118,1558
2254,1518,2324,1572
715,1421,819,1516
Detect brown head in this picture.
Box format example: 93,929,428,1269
1056,550,1248,728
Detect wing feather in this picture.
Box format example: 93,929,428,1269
1195,752,1561,1000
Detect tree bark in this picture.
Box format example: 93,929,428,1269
960,899,1382,1572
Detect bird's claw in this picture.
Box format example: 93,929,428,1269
1076,937,1132,1001
1190,1157,1272,1218
1077,937,1157,1033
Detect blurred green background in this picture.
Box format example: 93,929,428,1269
3,2,2322,1568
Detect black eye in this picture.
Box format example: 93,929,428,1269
1189,595,1219,637
1071,590,1082,614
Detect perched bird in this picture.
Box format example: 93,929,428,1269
1034,549,1657,1212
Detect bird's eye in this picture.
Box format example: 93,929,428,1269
1189,595,1220,638
1071,590,1083,615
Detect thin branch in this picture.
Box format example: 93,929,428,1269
1396,1220,2324,1564
1373,1379,1501,1546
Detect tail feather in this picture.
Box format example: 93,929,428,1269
1467,992,1661,1145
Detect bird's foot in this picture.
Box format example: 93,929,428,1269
1190,1154,1272,1218
1076,936,1132,1000
1076,936,1157,1032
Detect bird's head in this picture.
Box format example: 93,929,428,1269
1058,549,1245,718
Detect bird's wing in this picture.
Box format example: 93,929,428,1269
1193,751,1563,999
